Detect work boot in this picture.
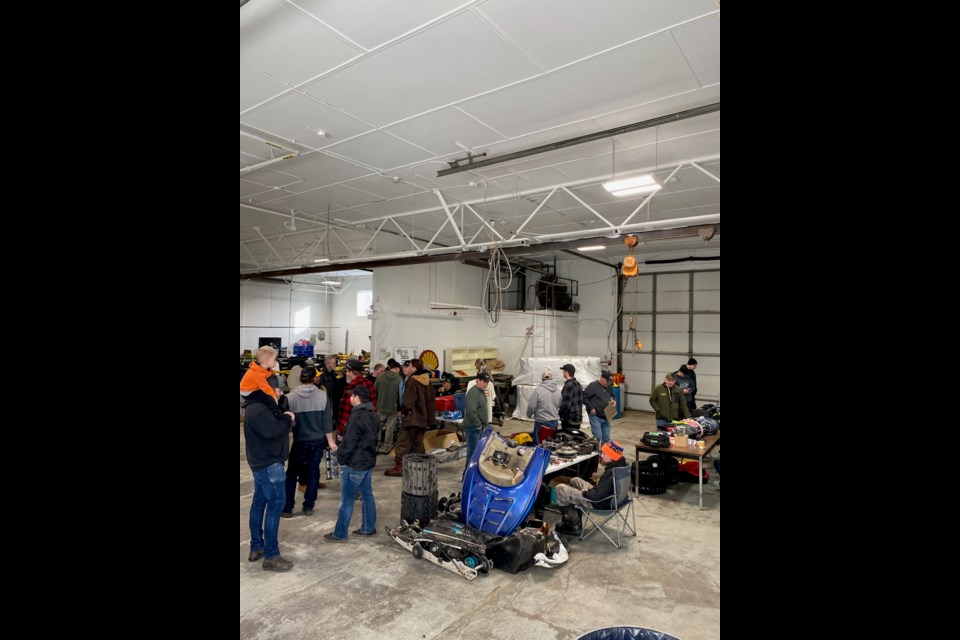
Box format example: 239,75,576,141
555,505,582,536
262,556,293,572
384,462,403,477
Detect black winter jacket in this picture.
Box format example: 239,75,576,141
583,380,614,416
336,402,379,471
243,392,293,471
559,377,583,424
583,457,628,509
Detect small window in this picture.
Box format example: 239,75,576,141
357,290,373,317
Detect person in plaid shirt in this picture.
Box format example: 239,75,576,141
337,360,377,440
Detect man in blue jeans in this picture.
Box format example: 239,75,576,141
243,375,296,571
282,366,336,518
324,385,379,541
463,371,491,467
583,370,615,445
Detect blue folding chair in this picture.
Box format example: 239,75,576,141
576,466,637,549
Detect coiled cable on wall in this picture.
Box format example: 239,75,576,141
482,245,513,326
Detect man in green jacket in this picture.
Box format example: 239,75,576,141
374,359,402,454
464,371,491,465
649,372,691,427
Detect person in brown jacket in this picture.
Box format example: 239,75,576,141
384,359,436,477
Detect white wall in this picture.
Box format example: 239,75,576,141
240,281,331,353
239,278,372,357
564,260,619,360
328,277,373,356
371,263,578,376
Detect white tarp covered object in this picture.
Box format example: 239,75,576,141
511,356,601,422
512,356,602,387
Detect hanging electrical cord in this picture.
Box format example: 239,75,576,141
482,245,514,326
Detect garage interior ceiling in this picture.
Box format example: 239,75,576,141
240,0,720,280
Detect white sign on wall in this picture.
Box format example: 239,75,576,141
393,347,419,362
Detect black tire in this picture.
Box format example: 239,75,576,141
411,544,423,559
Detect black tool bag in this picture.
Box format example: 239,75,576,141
485,528,547,574
641,432,671,448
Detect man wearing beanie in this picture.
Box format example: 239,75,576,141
552,440,628,536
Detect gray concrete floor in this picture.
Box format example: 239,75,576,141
240,411,720,640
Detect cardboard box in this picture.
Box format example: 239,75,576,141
424,429,461,451
674,433,689,448
388,429,464,460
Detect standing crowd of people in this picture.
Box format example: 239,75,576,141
242,346,702,570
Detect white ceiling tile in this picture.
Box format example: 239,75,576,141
273,184,387,212
386,107,503,157
302,12,539,126
351,193,430,219
241,91,372,146
240,63,290,112
240,0,362,86
294,0,468,50
325,130,435,172
477,0,718,69
274,152,372,191
345,174,432,199
672,17,721,86
459,34,700,138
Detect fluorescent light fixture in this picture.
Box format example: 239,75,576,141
578,245,606,252
312,258,330,263
324,281,341,286
603,174,662,197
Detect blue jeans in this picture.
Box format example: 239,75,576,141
464,426,482,465
655,418,671,428
284,439,325,512
589,414,611,445
332,466,376,539
250,462,286,559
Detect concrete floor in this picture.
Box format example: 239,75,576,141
240,411,720,640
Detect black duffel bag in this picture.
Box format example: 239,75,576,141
641,431,671,448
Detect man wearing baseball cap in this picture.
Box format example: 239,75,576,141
583,370,615,445
553,440,628,536
649,372,691,428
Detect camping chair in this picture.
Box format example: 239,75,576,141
576,466,637,549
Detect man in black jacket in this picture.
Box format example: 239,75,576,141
324,385,379,541
243,375,296,571
681,358,698,413
558,363,583,432
553,441,628,535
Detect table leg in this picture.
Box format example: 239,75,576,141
698,455,703,510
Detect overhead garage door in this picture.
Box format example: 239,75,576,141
619,270,719,413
